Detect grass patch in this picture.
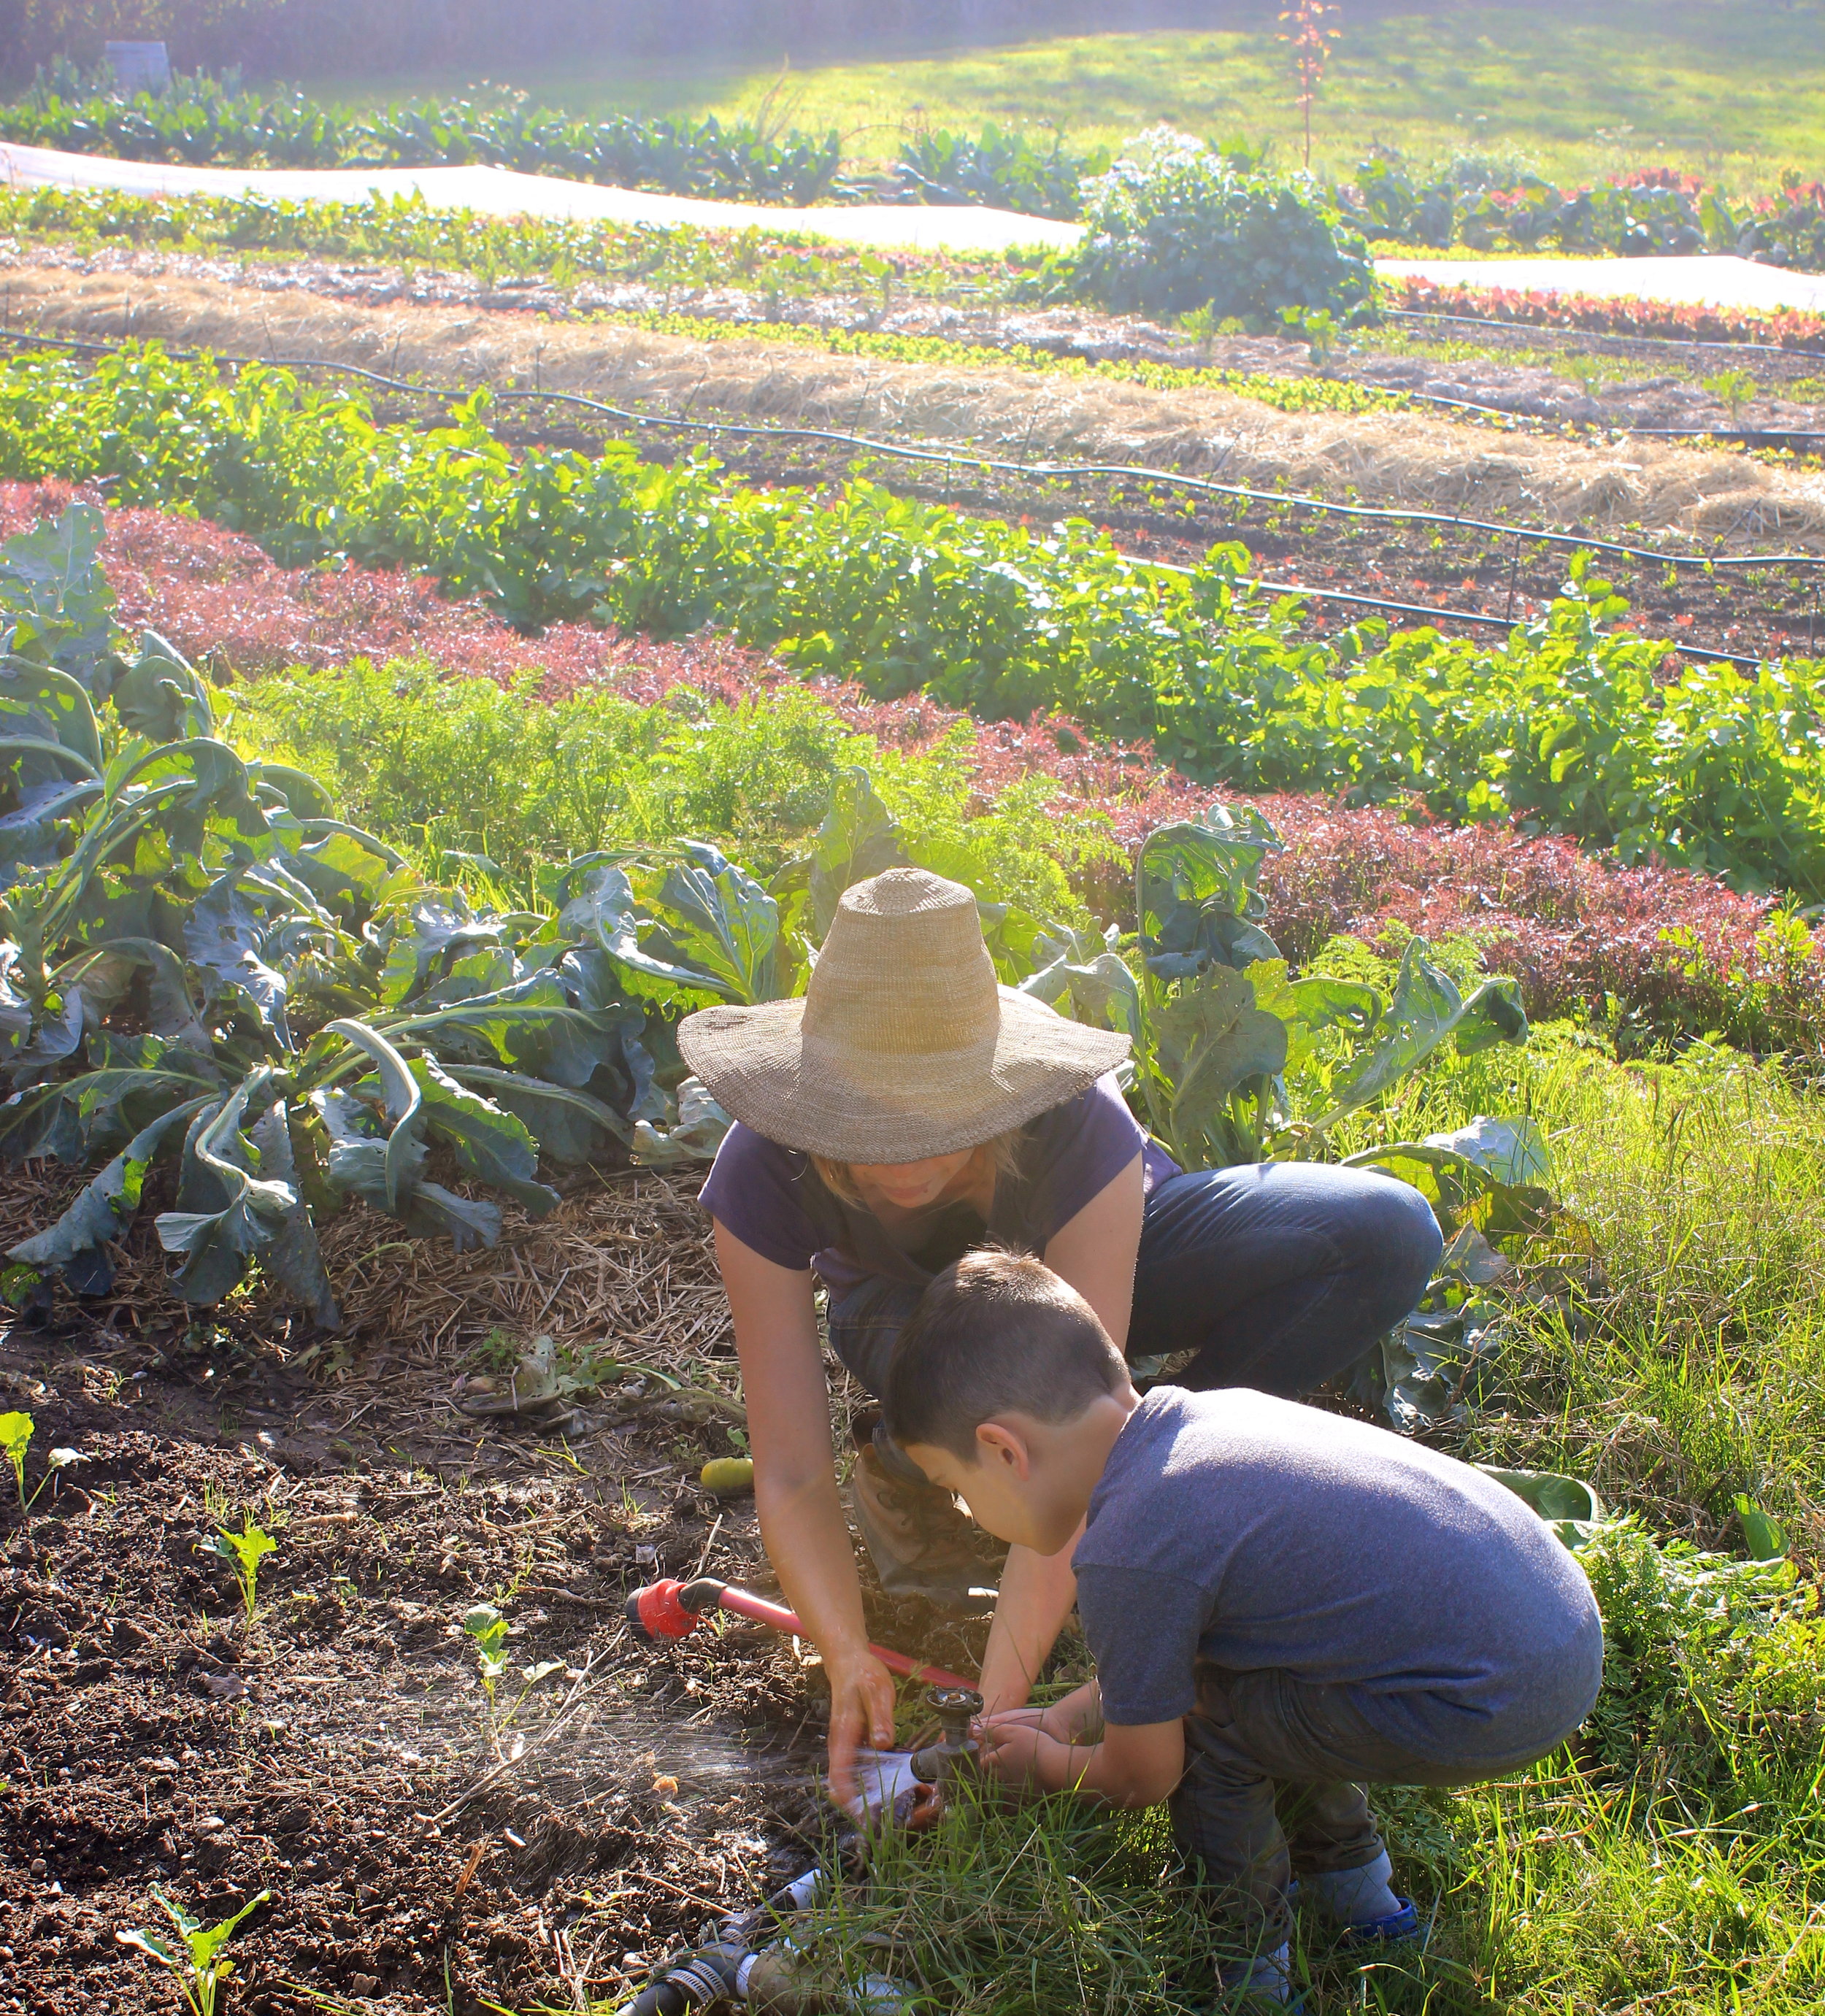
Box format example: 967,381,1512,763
226,657,1118,924
307,4,1825,197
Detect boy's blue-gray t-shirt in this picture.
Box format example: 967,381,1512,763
1072,1388,1604,1763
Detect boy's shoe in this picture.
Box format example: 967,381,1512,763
1291,1854,1422,1947
1337,1897,1421,1947
850,1442,999,1615
1212,1946,1294,2010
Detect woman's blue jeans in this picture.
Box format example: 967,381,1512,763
828,1162,1442,1403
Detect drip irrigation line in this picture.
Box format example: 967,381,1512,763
1383,304,1825,363
1387,381,1825,445
1144,558,1768,668
0,321,1814,665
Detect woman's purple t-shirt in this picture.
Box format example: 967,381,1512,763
697,1073,1179,1299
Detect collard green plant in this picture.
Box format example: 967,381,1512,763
117,1888,271,2016
203,1514,277,1623
1067,126,1376,324
0,507,747,1320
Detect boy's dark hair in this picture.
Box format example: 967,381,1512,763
883,1249,1126,1462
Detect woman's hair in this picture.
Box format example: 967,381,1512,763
811,1128,1026,1209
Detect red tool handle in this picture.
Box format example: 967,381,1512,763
710,1582,974,1690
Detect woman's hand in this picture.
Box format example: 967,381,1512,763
823,1647,899,1812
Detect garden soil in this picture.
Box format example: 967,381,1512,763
2,253,1822,549
0,1168,979,2016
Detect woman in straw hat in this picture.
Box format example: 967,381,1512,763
682,867,1441,1804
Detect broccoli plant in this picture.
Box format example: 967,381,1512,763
117,1888,270,2016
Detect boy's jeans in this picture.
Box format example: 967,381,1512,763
1175,1662,1562,1952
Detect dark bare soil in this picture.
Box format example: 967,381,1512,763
0,1194,978,2016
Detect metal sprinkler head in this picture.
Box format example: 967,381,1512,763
910,1682,983,1789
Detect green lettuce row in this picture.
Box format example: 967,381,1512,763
0,342,1818,898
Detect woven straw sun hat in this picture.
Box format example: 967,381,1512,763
677,866,1129,1163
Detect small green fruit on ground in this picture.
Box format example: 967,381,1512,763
700,1457,756,1496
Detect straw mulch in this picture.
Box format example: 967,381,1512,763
0,1157,733,1386
3,258,1820,547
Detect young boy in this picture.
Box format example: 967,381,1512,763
883,1250,1604,2007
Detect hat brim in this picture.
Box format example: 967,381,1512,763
678,988,1132,1163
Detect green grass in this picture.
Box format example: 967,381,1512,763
310,3,1825,197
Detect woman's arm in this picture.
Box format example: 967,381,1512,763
977,1151,1146,1712
1043,1149,1145,1351
713,1222,896,1807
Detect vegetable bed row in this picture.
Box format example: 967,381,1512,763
1,343,1821,897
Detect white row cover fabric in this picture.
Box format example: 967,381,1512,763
6,142,1822,312
0,139,1085,255
1380,254,1825,318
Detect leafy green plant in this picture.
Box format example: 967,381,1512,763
18,344,1817,903
0,504,734,1320
1702,367,1759,425
1065,126,1376,324
1280,304,1343,366
893,123,1111,220
117,1888,271,2016
1021,813,1529,1174
202,1514,277,1624
0,72,845,204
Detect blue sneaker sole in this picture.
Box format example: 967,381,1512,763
1339,1896,1421,1947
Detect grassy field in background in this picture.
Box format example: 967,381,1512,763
312,1,1825,194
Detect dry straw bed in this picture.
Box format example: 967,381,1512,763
0,1159,735,1393
1,258,1821,546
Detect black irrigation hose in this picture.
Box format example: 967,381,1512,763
1141,558,1771,669
0,322,1811,667
1383,304,1825,363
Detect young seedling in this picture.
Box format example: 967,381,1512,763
202,1515,277,1625
1702,368,1759,427
461,1601,562,1739
117,1887,271,2016
0,1410,82,1513
463,1601,513,1707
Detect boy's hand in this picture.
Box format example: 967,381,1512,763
977,1715,1075,1794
